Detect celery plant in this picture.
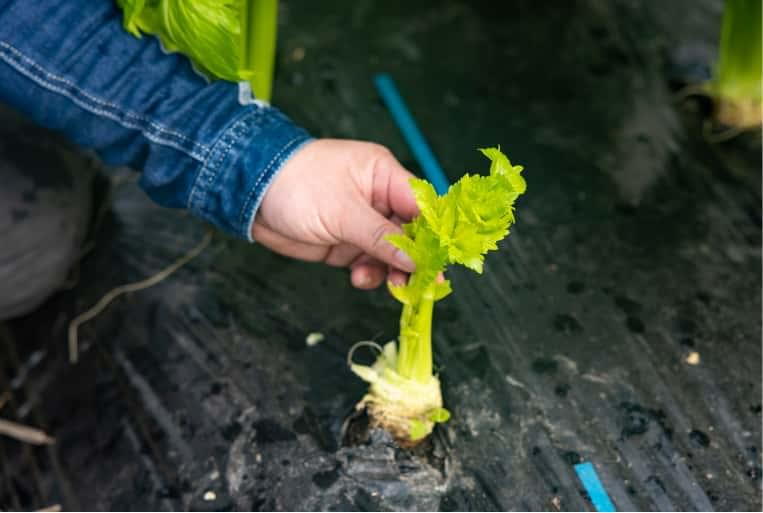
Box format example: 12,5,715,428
117,0,278,102
351,147,526,444
708,0,762,128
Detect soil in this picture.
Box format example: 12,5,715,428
1,0,761,510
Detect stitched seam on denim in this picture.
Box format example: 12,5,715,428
0,41,206,153
243,136,312,242
189,124,236,215
0,41,209,159
238,134,307,235
191,121,236,212
188,108,262,215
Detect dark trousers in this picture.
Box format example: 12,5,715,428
0,105,95,320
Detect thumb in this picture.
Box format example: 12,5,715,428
341,202,416,272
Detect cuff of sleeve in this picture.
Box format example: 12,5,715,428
187,104,312,241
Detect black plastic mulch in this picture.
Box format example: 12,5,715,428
1,0,761,510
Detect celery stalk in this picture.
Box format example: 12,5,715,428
397,278,435,382
709,0,762,128
240,0,278,103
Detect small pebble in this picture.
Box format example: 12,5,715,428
291,47,306,62
686,351,701,365
306,332,325,346
203,491,216,502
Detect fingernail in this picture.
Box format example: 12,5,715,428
388,275,406,286
356,271,371,287
394,250,415,271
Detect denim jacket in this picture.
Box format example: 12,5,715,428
0,0,312,240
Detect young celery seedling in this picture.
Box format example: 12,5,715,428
350,146,527,445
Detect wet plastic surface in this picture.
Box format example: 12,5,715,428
1,0,761,510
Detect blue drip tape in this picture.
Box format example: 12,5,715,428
373,73,450,195
575,462,616,512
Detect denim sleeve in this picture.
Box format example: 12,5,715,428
0,0,312,240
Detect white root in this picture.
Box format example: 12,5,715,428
350,341,443,445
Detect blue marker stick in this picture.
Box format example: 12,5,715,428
574,462,616,512
374,73,450,195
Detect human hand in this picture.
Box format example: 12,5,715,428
253,139,418,289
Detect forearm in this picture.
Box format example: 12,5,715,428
0,0,311,239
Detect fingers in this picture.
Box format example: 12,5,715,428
256,219,401,290
323,243,363,267
343,208,415,289
373,151,420,221
251,222,329,262
386,267,441,288
340,201,416,272
386,163,420,220
350,255,386,289
387,267,408,286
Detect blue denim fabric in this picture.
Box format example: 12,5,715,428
0,0,312,240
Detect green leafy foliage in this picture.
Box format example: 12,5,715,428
116,0,277,100
388,146,526,303
409,419,429,441
427,407,451,423
117,0,242,82
387,147,526,383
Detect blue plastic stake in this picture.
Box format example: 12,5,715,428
574,462,616,512
374,73,450,195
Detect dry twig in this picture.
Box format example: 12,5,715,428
0,418,55,445
36,504,62,512
67,230,212,363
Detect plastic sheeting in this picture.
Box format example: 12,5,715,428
1,0,760,510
